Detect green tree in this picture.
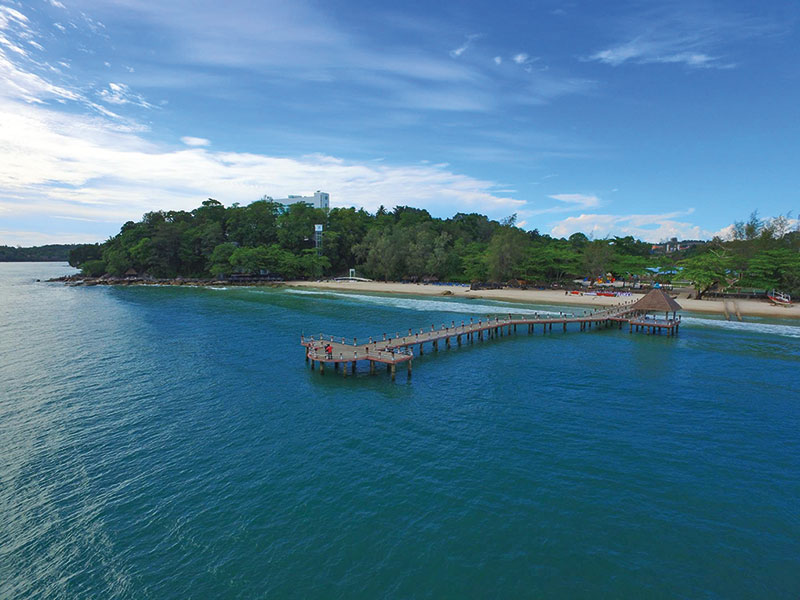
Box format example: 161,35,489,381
80,259,107,277
68,244,103,268
486,226,529,281
277,203,326,253
582,239,615,279
209,242,237,276
679,250,731,299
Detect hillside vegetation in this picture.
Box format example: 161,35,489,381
66,200,800,295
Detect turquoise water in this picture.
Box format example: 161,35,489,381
1,262,798,599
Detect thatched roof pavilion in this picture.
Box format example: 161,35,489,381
630,288,682,319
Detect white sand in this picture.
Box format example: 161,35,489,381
286,280,800,319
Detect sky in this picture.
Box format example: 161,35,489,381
0,0,798,245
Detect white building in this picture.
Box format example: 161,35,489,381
268,191,330,211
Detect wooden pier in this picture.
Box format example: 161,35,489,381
302,289,683,380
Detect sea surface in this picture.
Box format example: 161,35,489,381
1,262,798,599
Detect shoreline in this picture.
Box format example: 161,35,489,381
48,274,800,319
286,280,800,319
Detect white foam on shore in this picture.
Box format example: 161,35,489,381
285,288,566,316
681,316,800,339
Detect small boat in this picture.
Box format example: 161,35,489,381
766,289,793,306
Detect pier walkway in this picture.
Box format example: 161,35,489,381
302,293,682,379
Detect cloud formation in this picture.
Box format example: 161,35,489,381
98,82,154,108
0,98,524,242
549,193,600,208
588,5,778,69
550,210,711,242
449,34,481,58
181,136,211,147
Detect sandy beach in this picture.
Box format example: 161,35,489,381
287,280,800,319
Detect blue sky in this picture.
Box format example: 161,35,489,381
0,0,798,245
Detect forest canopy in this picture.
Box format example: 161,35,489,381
0,244,79,262
65,200,799,295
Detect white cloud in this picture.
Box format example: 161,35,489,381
712,224,735,241
449,34,481,58
493,56,501,65
550,211,711,242
98,82,154,108
181,136,210,147
522,192,600,217
0,47,82,103
0,98,525,243
588,6,779,69
513,53,529,64
549,193,599,208
48,0,67,9
590,42,723,69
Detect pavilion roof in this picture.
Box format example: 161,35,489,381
631,288,683,312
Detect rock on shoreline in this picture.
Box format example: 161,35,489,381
47,274,286,288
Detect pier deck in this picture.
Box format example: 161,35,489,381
301,299,682,379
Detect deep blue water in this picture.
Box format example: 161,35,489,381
1,263,798,599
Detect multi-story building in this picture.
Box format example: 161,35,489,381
650,237,705,254
267,191,330,211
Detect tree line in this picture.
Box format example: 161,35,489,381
0,244,79,262
67,200,800,295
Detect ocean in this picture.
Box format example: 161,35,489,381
1,262,798,598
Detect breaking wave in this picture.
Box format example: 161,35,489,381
285,288,568,316
681,316,800,338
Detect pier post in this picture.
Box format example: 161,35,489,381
390,364,396,381
320,362,325,375
407,360,412,378
446,337,451,349
352,361,356,373
433,340,438,351
563,322,567,332
457,335,461,346
311,359,315,370
549,322,553,331
370,360,375,375
342,362,348,377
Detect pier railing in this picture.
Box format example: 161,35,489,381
301,300,682,380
